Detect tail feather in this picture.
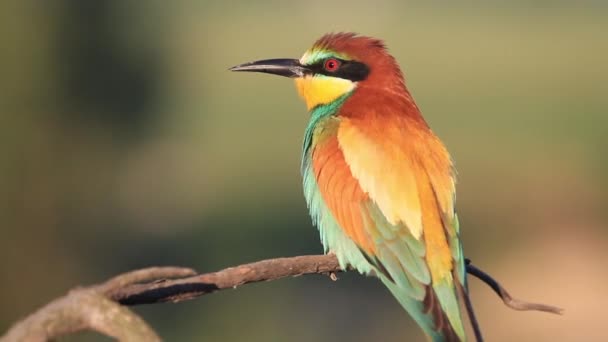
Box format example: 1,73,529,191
383,277,466,342
424,283,465,342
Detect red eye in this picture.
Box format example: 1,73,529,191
324,58,340,72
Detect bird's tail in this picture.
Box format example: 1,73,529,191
383,277,467,342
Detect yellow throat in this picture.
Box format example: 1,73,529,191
294,76,355,110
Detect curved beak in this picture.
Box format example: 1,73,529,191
229,58,309,78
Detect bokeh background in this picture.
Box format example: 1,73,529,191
1,1,607,341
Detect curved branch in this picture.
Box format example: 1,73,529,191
2,254,562,342
465,259,563,315
1,290,160,342
98,266,197,294
105,254,563,317
106,255,341,305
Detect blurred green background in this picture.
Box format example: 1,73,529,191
1,1,607,341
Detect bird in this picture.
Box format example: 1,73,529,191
230,32,468,341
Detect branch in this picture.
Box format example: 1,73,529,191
106,255,341,305
2,255,562,342
465,259,563,315
106,255,563,317
1,267,194,342
0,290,160,342
460,281,484,342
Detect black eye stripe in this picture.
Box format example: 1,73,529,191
308,58,370,82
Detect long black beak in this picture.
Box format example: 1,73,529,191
229,58,309,78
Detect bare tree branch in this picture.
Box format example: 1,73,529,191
97,267,198,294
0,267,198,342
1,255,562,342
1,289,160,342
465,259,564,315
106,255,341,305
104,254,563,317
460,282,484,342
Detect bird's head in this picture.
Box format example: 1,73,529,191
230,32,407,110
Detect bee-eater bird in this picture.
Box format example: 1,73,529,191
231,33,467,341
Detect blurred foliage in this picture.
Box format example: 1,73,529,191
1,1,607,341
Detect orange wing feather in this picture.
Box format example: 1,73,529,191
336,115,455,281
308,101,465,341
311,134,376,254
337,116,424,238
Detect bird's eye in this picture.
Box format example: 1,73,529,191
323,58,340,72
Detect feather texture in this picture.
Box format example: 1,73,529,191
299,33,467,341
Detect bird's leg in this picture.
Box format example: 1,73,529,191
325,251,340,281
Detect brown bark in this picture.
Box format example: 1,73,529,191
1,255,562,342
